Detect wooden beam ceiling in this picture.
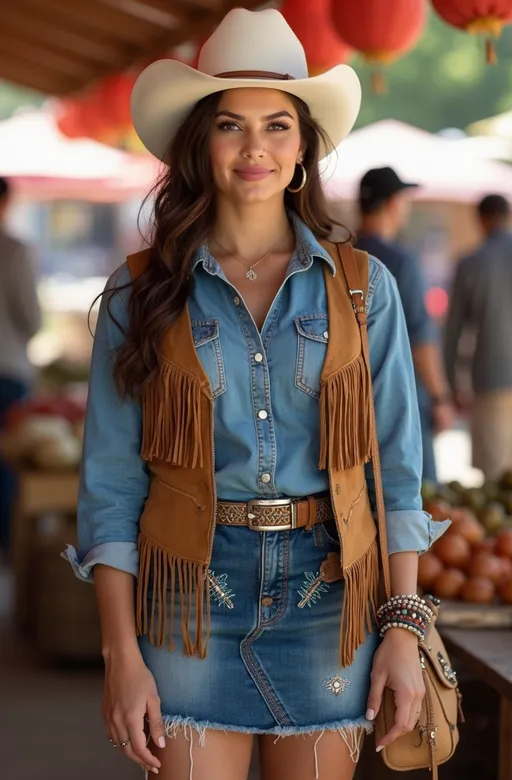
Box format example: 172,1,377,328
0,0,265,96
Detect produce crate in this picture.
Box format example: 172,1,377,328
34,532,102,660
11,470,79,633
436,600,512,629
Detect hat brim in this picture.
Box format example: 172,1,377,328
131,59,362,162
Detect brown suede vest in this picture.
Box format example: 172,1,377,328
127,241,379,668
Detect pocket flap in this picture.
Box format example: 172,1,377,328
192,319,219,347
294,315,329,342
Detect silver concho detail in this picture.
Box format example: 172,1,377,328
437,652,457,684
324,675,350,696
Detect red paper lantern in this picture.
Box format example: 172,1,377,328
330,0,427,91
431,0,512,62
282,0,353,75
56,100,85,139
96,73,136,131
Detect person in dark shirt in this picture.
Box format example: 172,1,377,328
355,167,454,484
445,195,512,480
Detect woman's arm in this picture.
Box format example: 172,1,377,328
62,266,164,773
363,258,447,748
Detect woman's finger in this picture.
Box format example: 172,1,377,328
125,714,162,773
379,692,413,748
146,695,166,750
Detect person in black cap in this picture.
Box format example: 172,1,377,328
355,167,454,484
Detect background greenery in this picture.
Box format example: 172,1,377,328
1,8,511,132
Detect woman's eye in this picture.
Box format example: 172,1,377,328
268,122,292,131
217,121,241,131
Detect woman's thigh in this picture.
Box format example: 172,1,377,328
259,729,364,780
152,728,254,780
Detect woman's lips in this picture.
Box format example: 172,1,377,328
234,166,272,181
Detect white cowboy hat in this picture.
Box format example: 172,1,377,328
131,8,361,162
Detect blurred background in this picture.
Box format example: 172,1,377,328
1,1,512,779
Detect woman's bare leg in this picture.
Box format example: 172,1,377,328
259,728,365,780
151,728,254,780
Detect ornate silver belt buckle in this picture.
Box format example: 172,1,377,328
246,498,297,531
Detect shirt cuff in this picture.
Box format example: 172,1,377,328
61,541,139,582
385,510,451,555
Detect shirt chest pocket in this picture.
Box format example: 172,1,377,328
192,319,227,399
294,314,329,400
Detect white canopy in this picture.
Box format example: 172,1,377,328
323,120,512,203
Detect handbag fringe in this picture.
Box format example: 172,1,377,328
141,360,204,468
136,532,211,658
318,353,372,471
339,538,379,668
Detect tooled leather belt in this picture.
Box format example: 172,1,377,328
216,495,333,532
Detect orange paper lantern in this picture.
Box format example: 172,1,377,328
330,0,427,91
281,0,353,74
431,0,512,62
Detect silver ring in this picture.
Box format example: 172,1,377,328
110,738,130,748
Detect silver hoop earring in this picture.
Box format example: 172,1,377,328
287,162,307,193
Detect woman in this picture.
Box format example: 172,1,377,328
64,9,449,780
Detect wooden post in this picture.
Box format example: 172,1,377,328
499,697,512,780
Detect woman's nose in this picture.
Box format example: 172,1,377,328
241,130,265,158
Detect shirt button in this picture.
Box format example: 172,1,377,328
254,352,263,363
261,596,273,607
257,409,268,420
323,330,329,340
261,473,271,484
233,296,240,306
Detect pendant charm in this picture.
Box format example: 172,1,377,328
245,268,257,280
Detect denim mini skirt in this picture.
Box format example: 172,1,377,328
138,519,379,738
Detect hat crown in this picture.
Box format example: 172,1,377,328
198,9,309,79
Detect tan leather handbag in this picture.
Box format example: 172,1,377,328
338,244,462,780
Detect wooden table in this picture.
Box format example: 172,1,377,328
11,470,79,633
442,628,512,780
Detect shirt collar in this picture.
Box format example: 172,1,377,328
191,211,336,276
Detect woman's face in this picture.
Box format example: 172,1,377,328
209,88,304,205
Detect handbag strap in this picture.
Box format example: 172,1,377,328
336,242,391,600
337,244,440,779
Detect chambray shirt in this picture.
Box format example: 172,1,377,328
64,215,448,582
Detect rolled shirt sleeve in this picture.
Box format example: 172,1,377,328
365,258,450,554
61,264,149,582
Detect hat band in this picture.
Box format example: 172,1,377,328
214,70,295,81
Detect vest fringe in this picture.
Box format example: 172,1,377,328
339,538,379,668
318,354,372,471
141,361,204,468
136,532,211,658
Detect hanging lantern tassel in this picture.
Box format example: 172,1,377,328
364,52,396,95
371,68,387,94
466,16,503,64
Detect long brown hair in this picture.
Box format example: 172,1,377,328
111,91,346,399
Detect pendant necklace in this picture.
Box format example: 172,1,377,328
210,228,290,281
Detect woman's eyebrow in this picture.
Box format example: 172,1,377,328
214,110,294,121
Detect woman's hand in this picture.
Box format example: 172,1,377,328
366,629,425,750
103,650,166,775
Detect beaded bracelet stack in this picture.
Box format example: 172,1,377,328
376,594,434,642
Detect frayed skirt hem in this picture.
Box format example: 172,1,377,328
161,713,374,739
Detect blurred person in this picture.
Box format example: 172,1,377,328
63,11,449,780
355,167,454,484
444,194,512,481
0,177,41,553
